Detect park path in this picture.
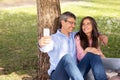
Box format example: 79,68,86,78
0,0,79,9
0,0,36,9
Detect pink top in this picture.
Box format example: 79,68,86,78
75,36,103,61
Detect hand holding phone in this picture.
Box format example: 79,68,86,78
38,28,51,47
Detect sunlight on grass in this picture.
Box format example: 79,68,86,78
61,1,120,17
0,72,32,80
1,6,36,14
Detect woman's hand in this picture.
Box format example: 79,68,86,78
85,47,100,55
99,34,108,46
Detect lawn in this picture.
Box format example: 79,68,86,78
0,7,38,79
0,0,120,80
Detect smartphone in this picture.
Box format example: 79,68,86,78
43,28,50,36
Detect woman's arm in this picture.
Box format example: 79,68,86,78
97,46,106,58
99,34,108,46
85,47,105,58
75,36,86,61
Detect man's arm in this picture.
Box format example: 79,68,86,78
38,36,51,48
38,36,54,53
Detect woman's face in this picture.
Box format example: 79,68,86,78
82,19,93,35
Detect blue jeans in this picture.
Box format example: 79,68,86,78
77,52,107,80
50,54,84,80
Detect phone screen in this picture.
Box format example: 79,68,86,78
43,28,50,36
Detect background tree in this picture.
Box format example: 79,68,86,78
36,0,61,80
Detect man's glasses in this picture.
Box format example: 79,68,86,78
65,20,76,25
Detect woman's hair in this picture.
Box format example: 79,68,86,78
58,11,76,29
76,16,99,50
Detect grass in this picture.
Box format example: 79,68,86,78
0,7,38,79
0,0,120,80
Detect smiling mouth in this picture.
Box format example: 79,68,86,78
84,28,89,31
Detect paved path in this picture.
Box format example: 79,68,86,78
0,0,78,9
0,0,35,9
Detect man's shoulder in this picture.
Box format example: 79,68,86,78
51,32,58,37
72,31,77,34
51,33,61,41
71,31,78,36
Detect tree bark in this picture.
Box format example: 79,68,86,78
36,0,61,80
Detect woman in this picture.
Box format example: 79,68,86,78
75,16,107,80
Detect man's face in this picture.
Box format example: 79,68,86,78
61,17,76,33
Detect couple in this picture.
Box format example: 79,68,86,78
38,11,108,80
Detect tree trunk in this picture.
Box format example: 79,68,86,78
36,0,61,80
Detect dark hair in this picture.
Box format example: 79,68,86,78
58,11,76,28
76,16,99,50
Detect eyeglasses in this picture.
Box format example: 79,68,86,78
65,20,76,25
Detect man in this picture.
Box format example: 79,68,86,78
38,11,108,80
39,11,84,80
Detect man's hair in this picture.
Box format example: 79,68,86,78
58,11,76,28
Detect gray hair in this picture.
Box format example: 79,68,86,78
58,11,76,28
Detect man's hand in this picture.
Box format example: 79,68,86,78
38,36,52,48
99,34,108,46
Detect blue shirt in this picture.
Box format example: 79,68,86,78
40,30,77,75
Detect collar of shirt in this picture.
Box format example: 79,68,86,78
56,29,73,39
